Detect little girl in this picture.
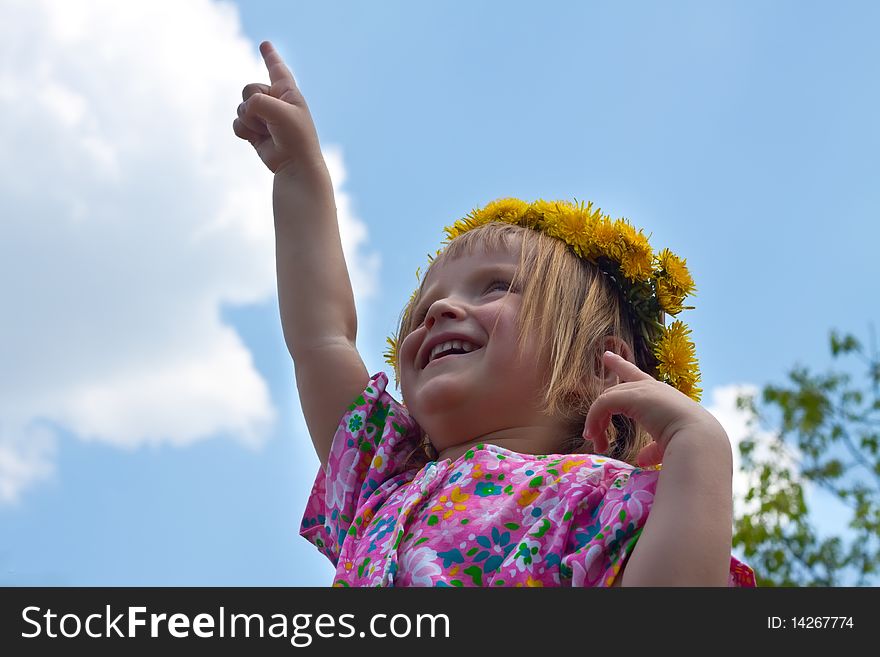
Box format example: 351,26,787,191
234,41,756,587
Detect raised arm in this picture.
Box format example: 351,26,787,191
233,41,369,466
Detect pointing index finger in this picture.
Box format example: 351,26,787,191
602,351,653,383
259,40,295,86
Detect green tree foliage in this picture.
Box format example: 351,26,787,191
734,328,880,586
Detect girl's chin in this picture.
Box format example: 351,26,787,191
405,378,477,414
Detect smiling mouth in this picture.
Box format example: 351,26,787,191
424,347,482,369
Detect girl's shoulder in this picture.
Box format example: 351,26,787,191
327,370,423,472
300,371,423,564
341,371,418,438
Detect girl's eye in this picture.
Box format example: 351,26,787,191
413,279,514,326
487,279,512,293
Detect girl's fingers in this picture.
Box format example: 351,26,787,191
582,383,640,453
583,353,651,454
242,82,270,101
258,41,306,107
242,91,297,128
260,41,296,87
602,351,653,384
232,117,266,144
237,99,269,136
584,421,609,455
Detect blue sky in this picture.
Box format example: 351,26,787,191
1,0,877,585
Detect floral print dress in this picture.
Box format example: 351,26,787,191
300,372,756,587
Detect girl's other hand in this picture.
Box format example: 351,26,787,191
583,351,729,467
233,41,328,180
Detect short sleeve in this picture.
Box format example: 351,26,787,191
299,371,420,565
729,556,757,587
565,464,758,587
565,464,658,587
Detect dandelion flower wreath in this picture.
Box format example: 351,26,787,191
384,197,702,401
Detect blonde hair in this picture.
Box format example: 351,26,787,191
392,221,658,466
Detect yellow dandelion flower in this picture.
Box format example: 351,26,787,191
529,198,560,221
592,217,622,261
570,202,602,256
656,248,696,296
444,198,530,243
442,219,469,242
540,200,593,257
656,278,685,315
654,321,702,401
617,221,654,282
654,321,695,374
675,371,703,402
615,219,637,242
383,335,399,372
472,197,528,225
582,200,604,225
521,198,554,229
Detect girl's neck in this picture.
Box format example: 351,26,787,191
434,426,568,463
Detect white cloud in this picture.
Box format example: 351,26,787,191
0,424,56,504
324,144,382,300
0,0,379,503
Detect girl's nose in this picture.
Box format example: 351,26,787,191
424,299,465,328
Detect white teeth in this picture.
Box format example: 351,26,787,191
429,339,479,363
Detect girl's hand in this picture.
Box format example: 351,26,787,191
233,41,328,179
583,351,729,467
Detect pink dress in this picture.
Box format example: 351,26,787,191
300,372,756,587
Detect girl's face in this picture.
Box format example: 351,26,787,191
398,240,567,457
